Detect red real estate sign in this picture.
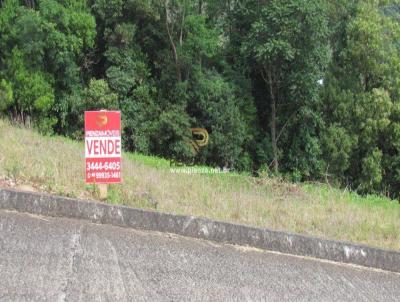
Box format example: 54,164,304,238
85,111,122,183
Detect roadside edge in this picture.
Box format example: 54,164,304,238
0,187,399,273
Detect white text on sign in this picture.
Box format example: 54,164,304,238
85,137,121,158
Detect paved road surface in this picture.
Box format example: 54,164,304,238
0,210,399,301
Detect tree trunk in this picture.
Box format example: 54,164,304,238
24,0,36,9
270,97,278,173
165,0,182,82
267,70,279,173
198,0,203,14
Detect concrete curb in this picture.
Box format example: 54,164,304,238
1,188,399,273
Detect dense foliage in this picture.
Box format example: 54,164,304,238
1,0,400,197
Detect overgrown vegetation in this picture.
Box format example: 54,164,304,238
1,119,399,250
1,0,400,198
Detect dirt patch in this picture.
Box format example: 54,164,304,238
0,177,37,192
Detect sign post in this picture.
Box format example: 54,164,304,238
85,111,122,199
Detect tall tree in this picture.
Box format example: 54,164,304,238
241,0,330,175
321,0,400,194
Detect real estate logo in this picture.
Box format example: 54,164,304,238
170,127,209,167
188,128,209,155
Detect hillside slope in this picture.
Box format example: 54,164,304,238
0,119,399,250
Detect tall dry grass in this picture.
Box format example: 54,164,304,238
0,119,399,250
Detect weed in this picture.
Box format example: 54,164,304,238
0,119,399,250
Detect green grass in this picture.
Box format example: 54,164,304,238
0,119,399,250
126,152,171,169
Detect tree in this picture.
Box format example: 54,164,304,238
0,0,96,134
2,0,400,196
0,79,13,111
321,0,400,195
241,0,330,175
2,48,56,132
189,70,247,168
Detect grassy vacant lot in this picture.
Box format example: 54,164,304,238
0,119,399,250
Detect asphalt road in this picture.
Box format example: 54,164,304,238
0,210,399,302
